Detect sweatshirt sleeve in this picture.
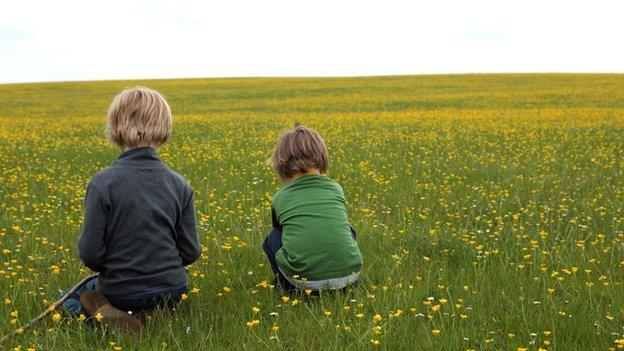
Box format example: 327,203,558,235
176,188,201,265
77,182,109,272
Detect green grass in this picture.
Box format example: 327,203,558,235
0,74,623,350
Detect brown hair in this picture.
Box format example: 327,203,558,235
269,125,329,181
105,86,172,148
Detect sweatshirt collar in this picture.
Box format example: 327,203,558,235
114,146,162,165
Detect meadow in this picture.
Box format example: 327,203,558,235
0,74,623,350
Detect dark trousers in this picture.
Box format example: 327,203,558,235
262,226,357,291
62,277,187,316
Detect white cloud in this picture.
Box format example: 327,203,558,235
1,0,623,83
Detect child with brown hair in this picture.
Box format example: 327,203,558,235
63,87,201,332
263,125,362,292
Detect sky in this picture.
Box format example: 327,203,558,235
1,0,623,83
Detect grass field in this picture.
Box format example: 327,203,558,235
0,74,623,350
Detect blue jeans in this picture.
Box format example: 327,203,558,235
63,277,187,316
262,226,357,291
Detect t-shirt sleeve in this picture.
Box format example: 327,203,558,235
334,181,347,203
271,206,280,228
271,192,282,228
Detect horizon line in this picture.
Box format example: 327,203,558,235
2,71,624,86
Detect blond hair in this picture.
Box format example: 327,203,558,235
269,125,329,181
105,87,172,148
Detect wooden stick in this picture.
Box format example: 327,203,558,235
0,274,99,344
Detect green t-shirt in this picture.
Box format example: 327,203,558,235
272,174,363,281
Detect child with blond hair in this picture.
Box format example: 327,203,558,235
263,125,362,292
63,87,201,332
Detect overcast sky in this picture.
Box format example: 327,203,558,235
1,0,623,83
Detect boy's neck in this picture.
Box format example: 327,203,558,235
288,168,321,183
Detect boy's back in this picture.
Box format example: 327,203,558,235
78,146,200,296
272,175,362,282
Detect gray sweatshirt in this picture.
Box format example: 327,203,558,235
77,147,201,296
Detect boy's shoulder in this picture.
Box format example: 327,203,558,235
273,175,343,203
156,163,191,185
88,164,192,191
314,175,344,193
271,186,285,205
88,167,116,189
325,175,343,189
167,167,194,191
